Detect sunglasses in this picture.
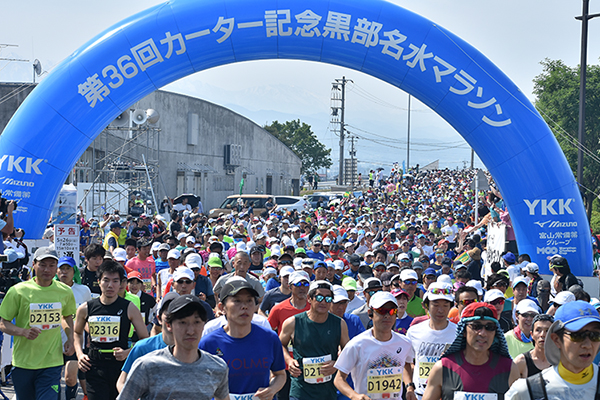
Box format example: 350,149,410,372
430,288,452,295
519,312,537,319
564,330,600,343
292,281,310,287
279,260,293,265
176,280,193,285
367,289,382,297
459,299,478,306
467,322,496,332
314,294,333,303
490,298,505,306
403,280,418,285
373,307,398,316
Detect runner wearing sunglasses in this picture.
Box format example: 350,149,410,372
268,271,311,400
406,282,457,399
505,299,540,358
506,300,600,399
422,302,519,400
449,286,479,324
279,280,350,400
484,289,514,333
334,291,416,400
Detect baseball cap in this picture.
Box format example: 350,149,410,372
358,265,374,281
333,260,345,271
363,277,383,291
113,248,127,262
220,279,259,302
484,289,505,303
314,261,328,270
57,256,76,268
349,254,361,266
342,278,358,292
398,253,410,262
280,266,295,278
391,288,409,299
423,268,437,277
502,252,516,264
173,267,194,282
127,271,143,282
186,236,196,243
289,271,310,285
512,276,528,289
308,280,333,295
553,291,576,306
426,282,454,302
515,299,540,315
263,267,278,276
545,300,600,366
207,255,223,269
412,261,423,270
373,262,386,271
177,232,187,241
369,291,398,309
151,242,161,252
167,294,206,320
34,247,59,262
167,249,181,260
400,269,418,282
466,280,484,296
524,263,539,273
110,222,122,230
332,285,350,303
158,243,170,252
157,292,179,316
550,256,569,269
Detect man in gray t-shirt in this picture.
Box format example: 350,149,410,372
118,295,229,400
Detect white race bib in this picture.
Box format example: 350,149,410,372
89,315,120,342
418,355,438,381
302,354,332,384
29,302,62,330
454,392,498,400
367,366,403,399
229,394,258,400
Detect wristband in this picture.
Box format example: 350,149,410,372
407,382,416,390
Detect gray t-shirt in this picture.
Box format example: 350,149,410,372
117,346,229,400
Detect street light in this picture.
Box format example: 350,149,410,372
575,1,600,188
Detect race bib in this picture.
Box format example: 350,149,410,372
229,394,258,400
142,278,152,293
454,392,498,400
367,367,403,399
89,315,120,342
29,302,62,330
302,354,332,384
418,355,438,381
90,293,100,299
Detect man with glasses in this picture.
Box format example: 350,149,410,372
334,291,417,400
279,280,350,400
449,286,478,324
260,266,294,317
506,301,600,399
484,289,514,333
422,302,519,399
306,239,325,261
268,271,311,400
514,314,553,378
401,269,426,318
352,277,383,329
407,282,457,399
504,299,540,358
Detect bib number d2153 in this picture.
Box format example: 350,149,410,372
29,302,62,330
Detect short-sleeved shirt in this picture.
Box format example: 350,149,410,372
260,287,291,315
122,333,167,374
0,279,76,369
268,298,311,333
126,256,156,295
200,324,286,396
335,329,414,397
117,346,229,400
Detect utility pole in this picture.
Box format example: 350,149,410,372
331,76,352,186
349,134,357,190
575,2,600,189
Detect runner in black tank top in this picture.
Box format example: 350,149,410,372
73,261,148,400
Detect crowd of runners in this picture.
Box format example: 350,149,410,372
0,167,599,399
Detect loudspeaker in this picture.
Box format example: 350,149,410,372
111,111,130,127
132,109,147,125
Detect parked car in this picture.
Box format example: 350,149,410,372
209,194,308,218
274,196,309,213
304,192,344,209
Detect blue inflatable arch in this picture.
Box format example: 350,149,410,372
0,0,591,275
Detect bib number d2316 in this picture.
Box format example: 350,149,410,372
88,315,121,342
29,302,62,330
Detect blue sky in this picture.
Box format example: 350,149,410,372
1,0,597,173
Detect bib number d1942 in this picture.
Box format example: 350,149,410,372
367,366,403,399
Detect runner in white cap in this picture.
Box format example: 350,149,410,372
335,291,416,400
406,282,457,399
504,299,540,358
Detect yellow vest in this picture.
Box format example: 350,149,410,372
103,230,120,250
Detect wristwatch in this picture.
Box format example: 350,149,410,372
407,382,416,390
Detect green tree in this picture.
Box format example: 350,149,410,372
264,119,332,176
533,59,600,220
